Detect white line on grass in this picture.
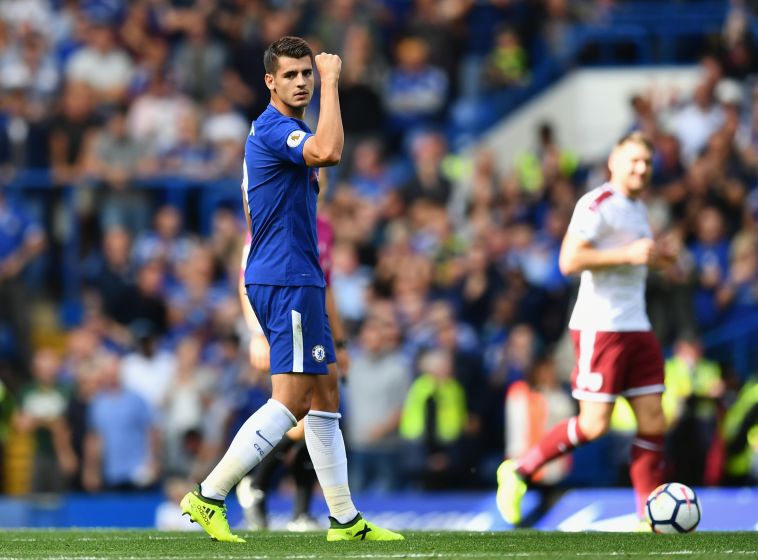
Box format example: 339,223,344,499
1,550,756,560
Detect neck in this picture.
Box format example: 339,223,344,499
271,96,305,120
609,179,637,200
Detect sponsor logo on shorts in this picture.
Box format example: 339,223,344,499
312,344,326,363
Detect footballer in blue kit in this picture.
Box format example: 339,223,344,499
180,36,403,543
242,104,335,375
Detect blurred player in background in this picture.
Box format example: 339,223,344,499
497,132,673,529
180,36,402,542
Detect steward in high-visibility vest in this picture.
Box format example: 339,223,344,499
722,378,758,482
399,373,467,444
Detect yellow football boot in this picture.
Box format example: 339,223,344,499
326,514,404,541
496,459,528,525
180,485,245,543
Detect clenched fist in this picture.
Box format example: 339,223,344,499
315,52,342,82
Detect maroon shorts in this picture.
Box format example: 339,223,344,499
569,330,664,402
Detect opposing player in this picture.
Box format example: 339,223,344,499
496,132,671,528
180,36,402,542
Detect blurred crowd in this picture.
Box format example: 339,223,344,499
0,0,757,500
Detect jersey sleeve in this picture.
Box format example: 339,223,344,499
260,120,314,165
567,196,604,244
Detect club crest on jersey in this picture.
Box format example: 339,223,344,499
312,344,326,363
287,131,305,148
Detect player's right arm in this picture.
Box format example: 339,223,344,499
302,53,343,168
559,231,655,275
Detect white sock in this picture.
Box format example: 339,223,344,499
201,399,296,500
304,410,359,524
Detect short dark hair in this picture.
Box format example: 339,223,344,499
615,130,654,152
264,36,314,75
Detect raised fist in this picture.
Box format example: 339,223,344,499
314,53,342,82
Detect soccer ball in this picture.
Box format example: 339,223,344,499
645,482,702,534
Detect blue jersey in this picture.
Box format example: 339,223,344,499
242,104,325,287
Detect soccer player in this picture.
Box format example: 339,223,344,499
180,36,403,543
497,132,672,528
235,177,349,532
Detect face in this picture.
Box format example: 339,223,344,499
609,140,653,198
265,55,314,114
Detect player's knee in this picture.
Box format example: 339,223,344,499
309,366,340,412
273,388,314,420
287,399,312,421
310,384,339,412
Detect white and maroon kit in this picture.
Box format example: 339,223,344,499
565,183,665,402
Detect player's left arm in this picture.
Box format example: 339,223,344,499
326,285,349,377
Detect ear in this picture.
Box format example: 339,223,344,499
264,73,275,92
607,147,617,171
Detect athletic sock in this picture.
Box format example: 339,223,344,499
630,434,666,517
516,417,589,480
304,410,359,524
201,399,296,500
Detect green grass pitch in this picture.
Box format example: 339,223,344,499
1,530,757,560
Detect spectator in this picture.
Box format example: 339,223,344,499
688,206,731,330
82,105,155,235
400,131,453,206
84,225,135,329
384,36,449,140
159,110,217,180
345,312,410,491
171,13,227,103
400,348,468,489
715,231,758,324
0,376,13,491
65,20,134,107
673,80,725,165
122,259,169,337
330,240,372,330
83,353,160,492
339,23,387,147
664,337,725,486
13,348,77,493
482,26,529,92
120,319,175,411
505,356,574,485
721,375,758,485
0,30,60,106
162,335,215,477
0,191,46,380
132,205,195,280
0,86,51,171
201,94,248,178
127,70,196,157
49,81,100,185
65,355,103,491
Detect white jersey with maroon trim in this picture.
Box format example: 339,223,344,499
566,183,652,332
